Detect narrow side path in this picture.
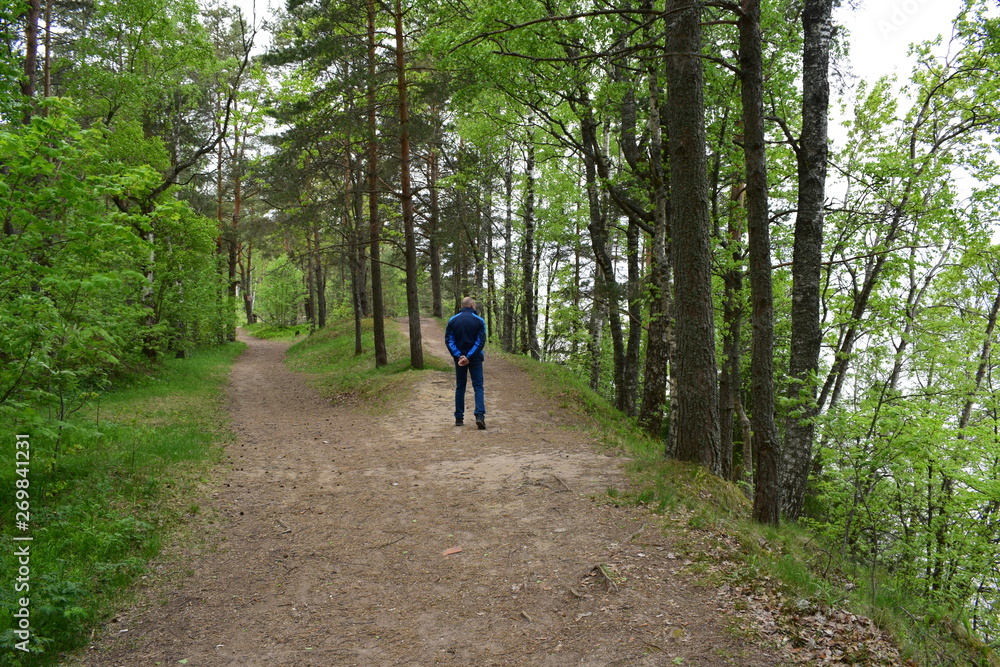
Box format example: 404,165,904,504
74,319,783,666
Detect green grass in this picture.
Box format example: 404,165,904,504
506,353,749,516
284,318,450,410
0,342,245,666
240,322,306,340
504,349,998,666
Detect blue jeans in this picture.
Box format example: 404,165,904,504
455,358,485,420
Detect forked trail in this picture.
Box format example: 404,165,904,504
77,318,781,666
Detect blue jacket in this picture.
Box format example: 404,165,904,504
445,307,486,361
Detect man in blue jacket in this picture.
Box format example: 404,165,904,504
445,296,487,429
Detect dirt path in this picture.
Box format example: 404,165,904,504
75,318,783,666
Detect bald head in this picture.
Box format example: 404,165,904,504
462,296,476,309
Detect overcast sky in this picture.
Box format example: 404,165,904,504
836,0,964,83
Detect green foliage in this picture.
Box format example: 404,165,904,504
0,342,243,665
0,101,233,437
55,0,216,133
255,255,304,326
514,340,1000,663
801,14,1000,652
285,318,448,408
241,322,304,340
0,103,149,433
146,200,232,354
0,3,25,121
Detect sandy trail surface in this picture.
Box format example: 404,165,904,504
74,318,781,666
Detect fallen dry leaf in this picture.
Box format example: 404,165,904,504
442,546,463,556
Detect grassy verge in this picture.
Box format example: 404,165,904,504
240,322,305,341
0,342,245,666
506,352,995,666
283,318,450,410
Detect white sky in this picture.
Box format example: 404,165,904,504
836,0,964,83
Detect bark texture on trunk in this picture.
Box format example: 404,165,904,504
521,136,539,359
20,0,39,122
581,112,626,410
367,0,387,367
638,50,672,436
665,0,720,473
428,142,443,319
501,162,516,352
740,0,780,525
782,0,834,519
393,0,423,369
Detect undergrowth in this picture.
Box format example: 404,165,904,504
0,342,245,666
506,352,998,666
241,322,305,341
283,318,449,410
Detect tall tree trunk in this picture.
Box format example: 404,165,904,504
638,53,672,436
501,162,516,352
240,241,254,324
720,202,744,482
521,134,539,359
345,148,364,352
572,213,583,357
393,0,423,369
351,156,370,318
622,219,642,416
485,179,496,338
454,239,464,313
229,114,242,302
541,251,561,358
474,180,485,292
666,0,720,473
588,270,607,392
740,0,780,525
314,225,326,329
42,0,50,101
782,0,834,519
215,92,226,271
581,113,626,410
428,136,444,318
305,233,317,332
20,0,39,122
226,116,243,342
367,0,387,366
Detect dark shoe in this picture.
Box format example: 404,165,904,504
455,419,464,426
476,416,486,430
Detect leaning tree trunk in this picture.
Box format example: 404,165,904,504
581,112,627,410
739,0,780,525
240,241,255,324
782,0,834,520
665,0,720,473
